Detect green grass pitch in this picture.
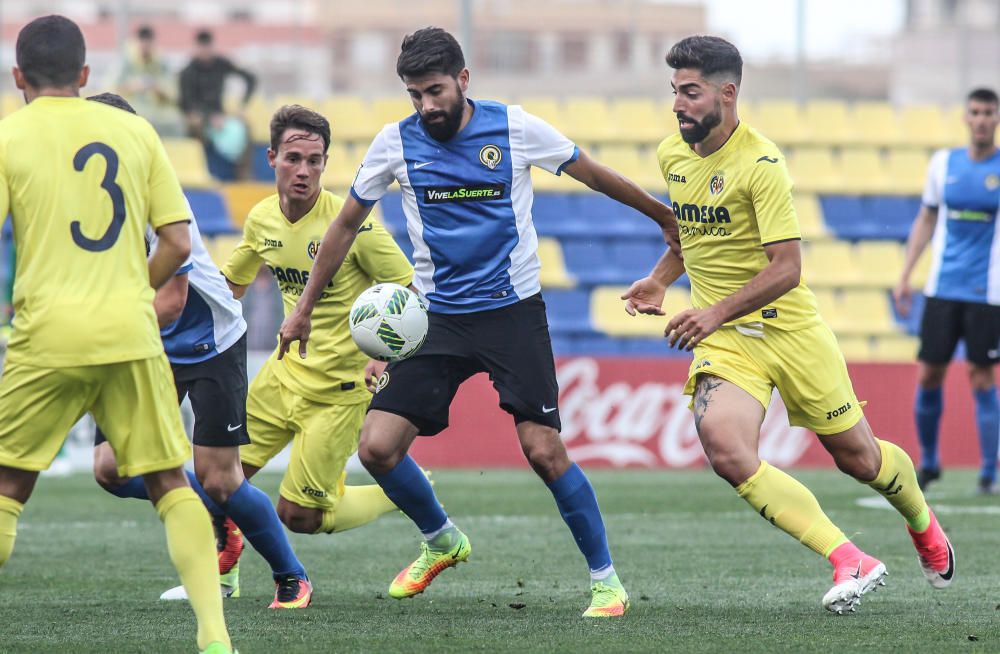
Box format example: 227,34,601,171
0,469,997,653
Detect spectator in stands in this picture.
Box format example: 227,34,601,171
893,87,1000,494
179,29,256,180
117,25,181,136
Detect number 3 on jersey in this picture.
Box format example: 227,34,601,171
70,142,125,252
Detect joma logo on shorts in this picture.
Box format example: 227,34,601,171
826,402,852,420
301,486,327,498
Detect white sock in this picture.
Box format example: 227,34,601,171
422,518,455,542
590,564,615,582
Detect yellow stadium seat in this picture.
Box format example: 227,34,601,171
564,97,616,143
371,97,415,127
274,95,319,112
802,241,862,287
751,100,807,146
243,96,274,144
942,104,966,147
794,193,828,241
870,334,919,362
899,105,951,149
204,234,243,270
836,335,874,362
163,138,214,188
221,182,274,227
803,100,851,146
612,98,671,143
537,237,575,288
519,97,566,134
321,143,362,192
787,147,842,194
839,147,889,194
851,102,901,146
885,148,931,195
812,288,841,327
597,145,663,191
854,241,905,288
321,97,380,143
590,286,682,337
837,288,897,335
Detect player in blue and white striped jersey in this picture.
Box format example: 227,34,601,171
894,87,1000,494
277,28,679,617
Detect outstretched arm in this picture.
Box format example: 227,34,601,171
277,196,374,359
563,151,680,255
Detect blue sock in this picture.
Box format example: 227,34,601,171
546,463,612,572
372,455,447,534
915,386,943,471
974,386,999,482
222,480,307,580
106,476,148,499
104,470,223,517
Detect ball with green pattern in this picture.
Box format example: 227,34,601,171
349,282,429,361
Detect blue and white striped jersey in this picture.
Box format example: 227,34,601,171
922,147,1000,304
350,99,578,314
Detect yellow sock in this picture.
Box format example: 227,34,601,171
0,494,24,567
316,484,397,534
736,461,849,557
156,487,231,651
867,439,930,532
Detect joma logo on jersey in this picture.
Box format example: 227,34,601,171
668,173,687,183
264,238,283,248
672,202,732,224
424,184,506,204
826,402,852,420
301,485,327,498
267,265,334,288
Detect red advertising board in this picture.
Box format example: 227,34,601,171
410,357,982,469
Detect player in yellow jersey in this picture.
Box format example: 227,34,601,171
219,105,414,607
621,36,955,614
0,16,233,654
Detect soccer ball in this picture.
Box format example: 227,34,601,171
349,283,429,362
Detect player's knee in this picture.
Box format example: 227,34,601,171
278,503,321,534
199,475,239,505
701,437,756,486
93,457,124,493
833,449,881,482
358,437,402,473
520,433,570,482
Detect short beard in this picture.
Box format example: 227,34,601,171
678,104,722,144
421,97,466,141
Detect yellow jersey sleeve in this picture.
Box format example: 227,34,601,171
222,216,264,285
145,128,191,230
350,219,414,286
748,155,800,245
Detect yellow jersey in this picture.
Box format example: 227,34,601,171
657,121,820,330
223,191,413,404
0,96,190,366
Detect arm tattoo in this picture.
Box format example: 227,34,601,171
693,376,723,433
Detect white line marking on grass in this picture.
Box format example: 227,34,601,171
856,496,1000,514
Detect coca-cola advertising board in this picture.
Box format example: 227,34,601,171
410,357,983,468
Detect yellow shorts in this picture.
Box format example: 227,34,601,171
683,322,864,435
241,359,366,511
0,354,189,476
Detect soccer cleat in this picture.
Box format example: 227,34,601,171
977,477,996,495
907,509,956,589
269,574,312,609
916,468,941,491
199,642,238,654
159,563,240,601
214,515,244,575
388,530,471,599
582,573,630,617
822,554,887,614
